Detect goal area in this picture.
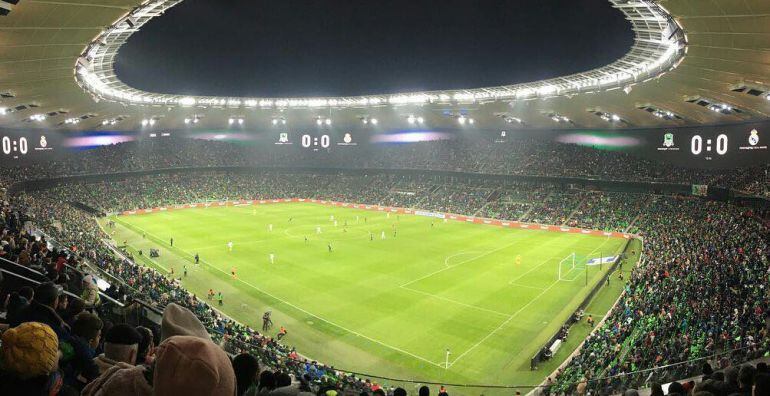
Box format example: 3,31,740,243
557,252,584,281
557,252,619,282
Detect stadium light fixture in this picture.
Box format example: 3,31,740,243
325,118,332,126
458,115,467,125
30,114,46,122
0,107,7,115
75,0,686,113
371,118,378,125
316,118,323,126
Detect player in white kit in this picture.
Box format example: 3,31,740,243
227,241,233,252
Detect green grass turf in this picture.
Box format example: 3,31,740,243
102,202,633,391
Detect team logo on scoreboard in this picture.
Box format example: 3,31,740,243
274,132,292,145
337,132,357,147
657,132,679,151
748,129,759,146
739,128,767,151
34,135,53,152
663,133,675,147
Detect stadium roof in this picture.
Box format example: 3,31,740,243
0,0,769,131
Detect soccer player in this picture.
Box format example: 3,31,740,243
170,237,174,246
381,231,386,240
269,253,275,264
369,232,373,241
194,253,200,265
277,326,287,341
227,241,233,252
586,315,595,327
207,289,214,300
334,220,338,227
218,292,223,306
183,265,187,277
268,224,273,232
304,236,309,244
231,267,237,280
316,226,321,234
328,242,333,252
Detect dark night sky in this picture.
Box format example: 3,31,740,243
115,0,634,98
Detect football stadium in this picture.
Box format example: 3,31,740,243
0,1,768,396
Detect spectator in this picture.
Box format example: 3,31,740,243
94,323,142,373
160,302,211,341
153,335,236,396
754,374,770,396
12,282,70,339
258,370,277,395
62,311,103,390
135,326,155,365
233,352,260,396
0,322,63,395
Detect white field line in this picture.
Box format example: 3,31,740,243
115,220,445,368
508,282,547,291
399,235,530,288
448,236,620,368
399,286,509,317
443,251,481,268
508,257,556,285
447,279,561,368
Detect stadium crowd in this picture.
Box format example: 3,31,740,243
0,153,767,395
1,137,767,197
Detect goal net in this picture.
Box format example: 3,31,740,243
557,252,585,281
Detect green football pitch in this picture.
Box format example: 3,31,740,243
103,202,636,391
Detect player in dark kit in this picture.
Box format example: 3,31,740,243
195,253,199,264
328,242,333,252
170,237,173,246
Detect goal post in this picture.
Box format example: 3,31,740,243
557,252,577,281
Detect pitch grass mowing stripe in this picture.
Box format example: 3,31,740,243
447,235,617,368
108,203,629,387
113,215,447,368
